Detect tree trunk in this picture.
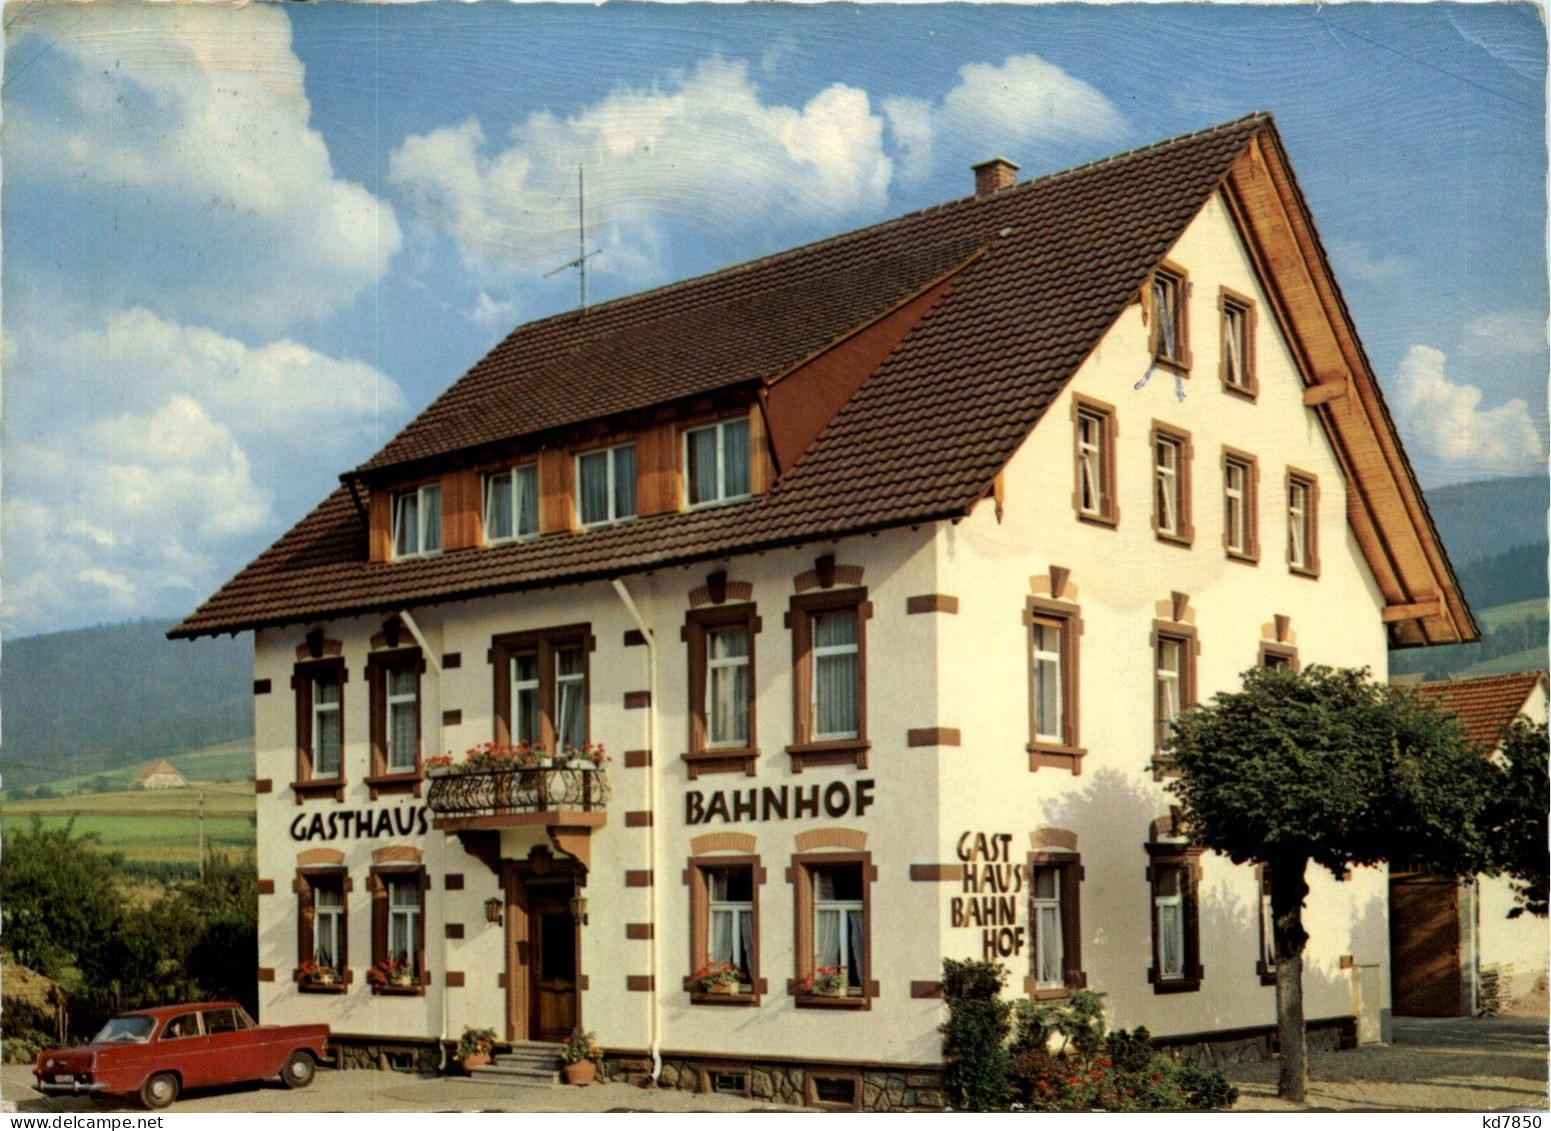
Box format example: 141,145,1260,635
1270,856,1311,1103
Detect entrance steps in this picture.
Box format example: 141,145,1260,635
467,1041,562,1088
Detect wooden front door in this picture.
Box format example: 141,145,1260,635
1390,874,1464,1017
528,890,578,1041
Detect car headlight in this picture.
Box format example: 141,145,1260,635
44,1057,55,1069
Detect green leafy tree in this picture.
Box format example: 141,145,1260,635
1165,666,1493,1103
1485,718,1548,918
1,817,126,983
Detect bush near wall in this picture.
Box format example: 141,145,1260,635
939,962,1238,1113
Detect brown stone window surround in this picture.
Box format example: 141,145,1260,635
1025,829,1087,1000
1255,864,1277,986
787,850,879,1009
365,627,427,799
1150,604,1199,775
785,569,871,772
1150,421,1194,547
291,634,346,803
1149,260,1191,374
1218,286,1258,400
1259,615,1300,671
1221,446,1260,565
1285,467,1321,579
1025,594,1085,774
295,861,352,993
682,590,762,779
683,853,768,1005
1145,826,1204,994
369,859,430,995
1071,395,1119,529
490,624,595,750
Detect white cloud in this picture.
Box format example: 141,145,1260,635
1328,240,1408,283
388,58,891,281
885,54,1125,182
3,306,406,635
1467,311,1547,356
1395,345,1546,478
29,307,405,449
3,398,273,633
468,292,521,329
6,4,400,331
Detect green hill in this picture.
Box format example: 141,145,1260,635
1422,475,1548,570
3,620,252,789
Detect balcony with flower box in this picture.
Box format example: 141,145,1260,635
425,743,611,867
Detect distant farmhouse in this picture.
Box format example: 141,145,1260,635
133,759,188,790
1391,671,1548,1016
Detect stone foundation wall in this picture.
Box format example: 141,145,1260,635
332,1036,443,1076
601,1055,947,1111
1158,1016,1355,1069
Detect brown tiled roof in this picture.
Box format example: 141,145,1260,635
173,114,1273,639
134,758,185,783
1413,671,1547,750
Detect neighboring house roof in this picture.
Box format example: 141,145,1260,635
134,758,185,783
171,113,1473,647
1413,671,1548,750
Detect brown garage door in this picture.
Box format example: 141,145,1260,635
1389,875,1464,1017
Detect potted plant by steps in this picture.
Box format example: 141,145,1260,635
558,1028,602,1085
693,960,743,995
455,1027,497,1071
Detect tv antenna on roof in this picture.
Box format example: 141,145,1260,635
545,165,601,312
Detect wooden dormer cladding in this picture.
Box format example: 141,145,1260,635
365,399,774,561
764,253,979,473
1220,130,1476,649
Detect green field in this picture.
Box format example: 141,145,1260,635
1478,598,1549,629
0,782,256,863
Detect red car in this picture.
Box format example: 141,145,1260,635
33,1002,329,1109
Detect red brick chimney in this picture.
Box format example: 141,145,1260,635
972,157,1019,197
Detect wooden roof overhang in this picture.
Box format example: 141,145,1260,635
1219,126,1477,648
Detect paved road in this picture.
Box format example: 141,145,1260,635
3,1014,1544,1114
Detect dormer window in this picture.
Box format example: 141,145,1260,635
392,484,442,559
577,444,637,527
483,465,539,543
685,419,751,508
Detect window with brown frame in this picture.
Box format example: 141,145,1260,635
491,625,592,754
370,866,428,994
684,856,765,1004
292,657,346,800
1286,469,1320,578
786,590,870,771
1258,640,1300,671
1152,622,1197,758
1025,596,1084,772
1027,851,1086,1000
1071,397,1118,527
683,605,761,777
1145,843,1203,993
1219,288,1257,397
1150,422,1193,546
789,852,876,1008
1150,262,1190,371
1222,448,1259,563
366,647,425,797
296,868,350,992
1256,865,1277,986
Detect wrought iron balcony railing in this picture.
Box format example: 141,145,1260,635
425,764,610,823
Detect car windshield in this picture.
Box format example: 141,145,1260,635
93,1016,155,1044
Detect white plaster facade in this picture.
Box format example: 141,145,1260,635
250,191,1405,1078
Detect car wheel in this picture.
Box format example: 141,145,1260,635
281,1050,316,1090
139,1072,179,1110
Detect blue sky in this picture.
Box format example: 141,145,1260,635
3,2,1545,637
